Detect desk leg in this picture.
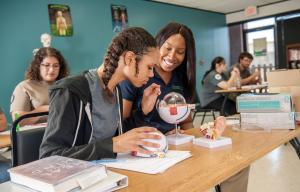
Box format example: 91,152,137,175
289,137,300,159
220,94,228,116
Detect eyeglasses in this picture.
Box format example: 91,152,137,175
40,63,60,70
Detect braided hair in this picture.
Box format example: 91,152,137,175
102,27,156,97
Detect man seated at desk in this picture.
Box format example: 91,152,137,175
200,56,240,116
230,52,261,86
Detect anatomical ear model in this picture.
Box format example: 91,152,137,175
199,116,226,140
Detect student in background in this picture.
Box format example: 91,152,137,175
232,52,260,85
120,22,196,134
0,107,7,132
200,56,240,116
10,47,69,125
121,24,250,192
40,27,161,160
0,107,10,183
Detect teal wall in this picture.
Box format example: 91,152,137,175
0,0,229,121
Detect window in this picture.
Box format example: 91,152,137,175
244,18,275,30
243,17,276,81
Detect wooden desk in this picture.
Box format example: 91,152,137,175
215,88,251,94
114,126,300,192
1,127,299,192
0,135,10,148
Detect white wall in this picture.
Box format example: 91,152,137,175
226,0,300,24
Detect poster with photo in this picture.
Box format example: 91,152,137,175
48,4,73,36
253,37,267,56
111,5,128,32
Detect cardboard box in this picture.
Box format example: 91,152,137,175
240,112,295,129
236,93,292,113
266,69,300,87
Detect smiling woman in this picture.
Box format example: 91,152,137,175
10,47,69,124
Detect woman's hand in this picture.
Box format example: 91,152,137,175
141,83,161,115
113,127,161,154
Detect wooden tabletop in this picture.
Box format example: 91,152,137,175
0,135,10,148
215,84,268,93
215,88,252,93
114,126,300,192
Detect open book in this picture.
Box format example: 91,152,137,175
8,156,107,192
94,150,191,174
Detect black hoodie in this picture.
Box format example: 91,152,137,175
39,73,118,160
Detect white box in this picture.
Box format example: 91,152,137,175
240,112,295,129
193,137,232,148
236,93,292,113
167,134,195,145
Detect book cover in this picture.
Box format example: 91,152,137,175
8,155,107,192
0,170,127,192
82,170,128,192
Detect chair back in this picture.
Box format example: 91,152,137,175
192,92,218,124
11,112,48,167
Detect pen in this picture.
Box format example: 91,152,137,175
92,159,127,164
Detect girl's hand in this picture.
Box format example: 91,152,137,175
113,127,161,154
141,83,161,115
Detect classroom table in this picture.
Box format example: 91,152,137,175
114,126,300,192
1,126,299,192
0,135,10,149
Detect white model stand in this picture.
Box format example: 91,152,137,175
167,134,195,145
193,136,232,148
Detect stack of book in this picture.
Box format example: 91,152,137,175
237,93,295,130
8,155,128,192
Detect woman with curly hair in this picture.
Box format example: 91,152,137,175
10,47,69,124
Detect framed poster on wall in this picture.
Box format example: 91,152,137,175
48,4,73,36
111,5,128,32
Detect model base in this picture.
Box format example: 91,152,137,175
193,136,232,148
167,134,195,145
